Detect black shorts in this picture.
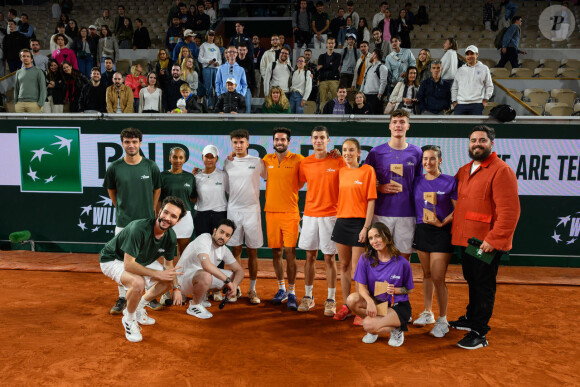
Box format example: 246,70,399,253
193,210,227,237
412,223,453,253
331,218,365,247
391,301,412,332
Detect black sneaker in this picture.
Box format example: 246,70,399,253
110,297,127,315
457,331,488,350
449,315,472,331
146,299,165,311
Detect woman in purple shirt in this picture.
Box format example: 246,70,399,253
411,145,457,338
347,222,414,347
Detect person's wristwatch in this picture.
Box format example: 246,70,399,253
173,284,181,291
224,277,231,285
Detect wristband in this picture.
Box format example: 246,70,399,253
224,277,231,285
173,284,181,290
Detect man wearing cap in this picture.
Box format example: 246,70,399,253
451,45,493,115
339,33,358,88
215,45,247,98
87,25,100,65
172,29,198,62
215,78,246,114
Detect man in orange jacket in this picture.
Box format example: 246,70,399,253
450,125,520,350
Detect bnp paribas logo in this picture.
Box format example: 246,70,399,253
18,127,82,193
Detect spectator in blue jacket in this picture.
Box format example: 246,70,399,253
495,16,526,69
215,45,247,97
172,29,199,62
416,60,451,115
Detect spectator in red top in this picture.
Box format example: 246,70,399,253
125,64,147,112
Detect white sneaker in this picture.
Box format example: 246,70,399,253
187,302,213,319
227,286,242,303
123,308,155,325
388,328,404,347
160,291,171,306
202,293,211,308
122,315,142,343
213,291,224,302
413,310,436,326
362,333,378,344
430,318,450,338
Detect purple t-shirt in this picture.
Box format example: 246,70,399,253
365,143,422,217
413,174,458,224
353,253,414,304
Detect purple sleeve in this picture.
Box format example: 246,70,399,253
451,176,458,200
353,254,368,286
364,149,375,167
414,146,423,178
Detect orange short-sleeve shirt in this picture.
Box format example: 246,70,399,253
337,164,378,219
263,151,304,213
299,154,346,217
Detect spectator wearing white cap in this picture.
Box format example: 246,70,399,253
215,45,248,98
215,77,246,114
339,33,358,88
87,25,100,65
172,29,199,62
451,45,493,115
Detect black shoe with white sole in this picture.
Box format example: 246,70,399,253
449,315,472,331
457,331,488,350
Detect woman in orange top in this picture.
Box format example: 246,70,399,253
125,64,147,112
331,138,377,323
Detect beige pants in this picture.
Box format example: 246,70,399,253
15,102,42,113
319,80,339,108
42,96,64,113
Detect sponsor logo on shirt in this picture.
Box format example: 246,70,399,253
158,248,165,253
406,162,414,166
326,168,336,173
268,166,274,169
437,191,446,195
390,274,401,280
248,166,256,169
354,180,363,185
141,175,150,180
184,183,191,187
215,182,223,185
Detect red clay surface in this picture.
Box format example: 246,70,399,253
1,252,580,386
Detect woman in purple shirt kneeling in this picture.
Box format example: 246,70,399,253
347,222,414,347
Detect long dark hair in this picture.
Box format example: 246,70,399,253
364,222,401,267
46,59,62,82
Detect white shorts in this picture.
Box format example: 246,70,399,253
100,260,164,290
372,215,416,254
179,268,233,296
226,210,263,249
172,210,194,239
298,215,337,255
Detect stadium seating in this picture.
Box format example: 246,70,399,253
550,89,577,106
534,68,558,78
544,102,573,116
511,68,533,78
490,68,510,78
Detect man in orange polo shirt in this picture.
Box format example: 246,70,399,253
297,126,346,316
263,127,305,310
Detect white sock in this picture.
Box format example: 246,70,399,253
138,296,148,310
305,285,313,298
277,279,286,291
327,288,336,300
250,279,256,292
127,311,137,321
288,283,295,295
118,286,126,298
438,315,448,323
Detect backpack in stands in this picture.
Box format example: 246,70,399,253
489,104,516,122
494,27,508,49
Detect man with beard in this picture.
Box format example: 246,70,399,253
103,127,162,315
262,127,304,310
30,40,48,71
163,64,187,112
260,34,281,86
106,72,134,113
99,195,186,342
79,67,108,112
450,125,520,350
178,219,245,319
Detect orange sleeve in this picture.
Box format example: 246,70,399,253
366,165,377,200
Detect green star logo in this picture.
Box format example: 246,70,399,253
18,127,82,193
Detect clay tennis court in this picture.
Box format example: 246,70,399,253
2,251,579,386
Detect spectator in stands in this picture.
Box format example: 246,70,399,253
95,9,111,29
163,64,187,112
352,91,372,114
175,83,204,113
167,0,181,26
155,49,173,89
139,72,163,113
50,23,73,52
360,48,389,114
198,30,221,108
52,1,61,20
78,67,107,113
330,8,346,48
14,49,46,113
132,19,151,50
339,34,358,88
8,9,20,25
236,42,254,113
112,5,129,35
87,26,100,64
73,27,94,78
377,9,395,44
52,34,78,70
97,26,119,72
452,45,493,115
495,16,526,69
216,45,247,98
345,1,360,31
166,16,183,55
357,18,370,44
0,28,5,78
289,55,312,114
215,34,226,63
404,3,415,25
55,14,69,33
415,5,429,26
293,0,312,49
4,20,29,72
372,2,389,29
101,57,115,87
106,71,134,113
0,12,7,32
229,21,253,57
262,86,290,113
44,59,65,113
416,60,451,115
215,77,245,114
303,49,319,105
312,1,330,50
18,13,35,39
117,18,134,49
344,17,357,40
176,46,192,69
353,40,371,91
440,37,458,87
173,30,198,63
260,35,281,85
322,85,352,114
30,39,49,72
181,57,199,97
66,19,80,39
394,9,413,49
387,66,419,114
205,1,217,28
483,0,497,31
62,61,88,113
125,64,147,112
317,37,341,108
416,48,432,83
264,46,292,97
497,0,517,30
369,28,390,57
191,4,210,37
385,35,415,95
175,2,190,28
278,35,292,61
